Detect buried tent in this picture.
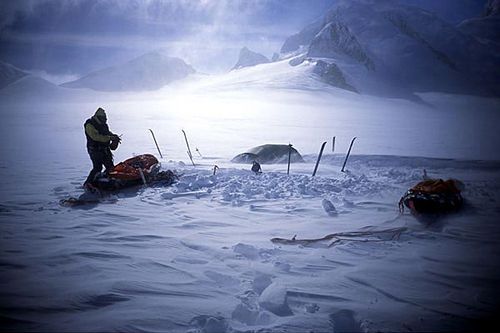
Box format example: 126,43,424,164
231,144,305,164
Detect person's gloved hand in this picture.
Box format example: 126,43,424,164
110,134,122,151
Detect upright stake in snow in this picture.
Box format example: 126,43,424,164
312,141,327,177
148,129,163,159
332,136,336,153
287,143,293,175
341,137,357,172
182,129,195,167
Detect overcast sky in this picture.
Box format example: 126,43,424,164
0,0,338,77
0,0,485,81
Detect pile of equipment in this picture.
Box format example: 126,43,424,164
90,154,176,191
399,178,464,216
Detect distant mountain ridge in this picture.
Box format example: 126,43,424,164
61,52,195,92
0,61,27,89
0,61,69,102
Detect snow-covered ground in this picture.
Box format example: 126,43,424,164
1,63,500,331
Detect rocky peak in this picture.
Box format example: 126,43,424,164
232,47,270,70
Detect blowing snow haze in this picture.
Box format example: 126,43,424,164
0,0,338,77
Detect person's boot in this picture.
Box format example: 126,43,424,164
83,181,98,193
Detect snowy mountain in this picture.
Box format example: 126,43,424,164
2,75,59,94
280,0,500,98
61,52,195,92
232,47,270,70
0,61,27,89
0,61,102,103
0,75,88,103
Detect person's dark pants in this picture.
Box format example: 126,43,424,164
85,146,114,184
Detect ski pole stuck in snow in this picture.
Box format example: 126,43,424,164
312,141,327,176
341,137,357,172
287,143,293,175
182,129,195,167
332,136,336,153
213,165,219,175
148,129,163,159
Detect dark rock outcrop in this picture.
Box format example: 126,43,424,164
313,60,358,92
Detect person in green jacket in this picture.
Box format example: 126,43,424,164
83,108,120,189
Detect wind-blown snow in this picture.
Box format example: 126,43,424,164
1,41,500,331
